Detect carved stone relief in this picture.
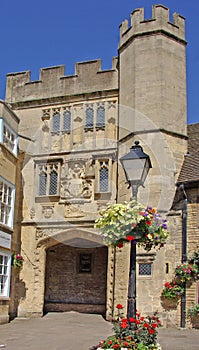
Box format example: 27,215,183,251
60,160,93,200
64,204,85,218
42,205,54,219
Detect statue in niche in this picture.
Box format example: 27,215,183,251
41,117,50,150
60,160,93,199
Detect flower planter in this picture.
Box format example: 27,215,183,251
190,316,199,329
161,297,179,310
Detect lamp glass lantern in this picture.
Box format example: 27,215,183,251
120,141,152,191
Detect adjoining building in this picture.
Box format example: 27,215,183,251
2,4,198,327
0,100,19,324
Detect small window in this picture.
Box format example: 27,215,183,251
0,177,15,228
85,108,94,129
96,106,105,127
52,113,60,132
99,161,109,192
0,252,11,297
63,111,71,132
1,120,18,156
139,263,152,276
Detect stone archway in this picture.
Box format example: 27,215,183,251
39,228,108,315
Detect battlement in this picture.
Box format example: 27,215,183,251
5,58,118,105
119,4,185,49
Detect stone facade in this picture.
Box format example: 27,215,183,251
1,4,198,328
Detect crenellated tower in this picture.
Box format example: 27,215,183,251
118,4,187,211
118,4,186,135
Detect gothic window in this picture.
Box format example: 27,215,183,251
38,163,60,197
63,111,71,132
39,171,47,196
99,161,109,192
85,107,94,129
0,252,11,297
0,177,15,228
49,170,58,195
52,113,60,132
96,106,105,128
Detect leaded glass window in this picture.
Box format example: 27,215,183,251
139,263,152,276
39,172,47,195
99,162,109,192
49,171,58,195
52,113,60,132
85,108,94,129
38,163,59,197
63,111,71,132
96,106,105,127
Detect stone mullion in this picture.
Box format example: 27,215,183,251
106,246,115,320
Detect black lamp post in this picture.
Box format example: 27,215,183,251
120,141,152,325
179,184,188,329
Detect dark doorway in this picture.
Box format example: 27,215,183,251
44,243,108,314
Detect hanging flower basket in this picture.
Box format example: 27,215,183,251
160,280,183,309
174,263,198,285
12,253,24,270
95,200,169,251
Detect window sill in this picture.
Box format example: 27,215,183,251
94,192,111,201
35,195,60,203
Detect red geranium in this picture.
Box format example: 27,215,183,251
126,235,135,241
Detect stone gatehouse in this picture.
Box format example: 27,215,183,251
1,4,198,328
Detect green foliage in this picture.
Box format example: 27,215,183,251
187,304,199,318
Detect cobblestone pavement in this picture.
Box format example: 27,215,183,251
0,312,199,350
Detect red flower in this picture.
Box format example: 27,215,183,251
139,212,145,215
148,328,155,334
151,323,158,328
117,243,123,248
126,235,135,241
120,322,128,328
146,221,152,226
116,303,123,309
143,323,149,328
129,317,136,323
113,345,119,349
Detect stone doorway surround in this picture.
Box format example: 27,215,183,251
17,226,115,320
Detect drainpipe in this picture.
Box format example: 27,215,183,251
179,184,187,329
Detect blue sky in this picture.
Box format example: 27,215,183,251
0,0,198,124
